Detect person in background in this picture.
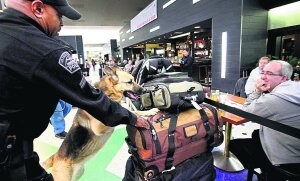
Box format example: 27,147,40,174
229,60,300,180
244,56,270,96
124,59,133,73
0,0,148,180
134,56,141,67
91,59,96,71
180,49,194,78
108,59,115,66
50,100,72,139
78,55,84,71
119,59,127,67
84,59,91,76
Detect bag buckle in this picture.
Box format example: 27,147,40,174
0,135,16,166
5,135,16,150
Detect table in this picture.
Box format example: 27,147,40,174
212,94,247,172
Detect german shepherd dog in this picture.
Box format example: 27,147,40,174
42,66,159,181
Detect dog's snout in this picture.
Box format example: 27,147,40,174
135,86,144,95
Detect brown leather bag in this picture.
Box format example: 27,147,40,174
126,103,223,180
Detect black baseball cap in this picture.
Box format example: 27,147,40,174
41,0,81,20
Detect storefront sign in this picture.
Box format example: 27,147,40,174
131,0,157,32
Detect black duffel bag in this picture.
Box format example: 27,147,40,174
123,151,215,181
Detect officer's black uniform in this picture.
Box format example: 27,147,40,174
0,8,137,181
181,55,194,77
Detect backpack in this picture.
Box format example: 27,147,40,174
144,72,193,84
125,103,223,180
135,58,174,85
140,81,204,111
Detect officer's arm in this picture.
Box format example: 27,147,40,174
32,50,137,127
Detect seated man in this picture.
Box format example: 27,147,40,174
229,60,300,180
244,56,270,96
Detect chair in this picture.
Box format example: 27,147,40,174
233,77,248,98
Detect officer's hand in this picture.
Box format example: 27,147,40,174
135,116,150,129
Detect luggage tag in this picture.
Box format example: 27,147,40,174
191,100,202,110
190,95,202,110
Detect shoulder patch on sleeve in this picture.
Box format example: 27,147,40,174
58,51,81,74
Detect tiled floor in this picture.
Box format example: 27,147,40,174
35,67,260,180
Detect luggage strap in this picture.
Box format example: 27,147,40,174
201,103,221,147
204,98,300,139
198,108,214,148
165,114,178,170
125,137,140,160
189,100,214,148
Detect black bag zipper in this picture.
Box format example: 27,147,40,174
146,120,162,155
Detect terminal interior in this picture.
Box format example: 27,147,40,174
1,0,300,180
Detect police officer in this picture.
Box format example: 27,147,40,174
0,0,148,180
180,49,194,78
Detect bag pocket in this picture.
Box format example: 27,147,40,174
152,88,167,108
140,92,153,109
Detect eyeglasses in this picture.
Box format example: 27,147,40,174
260,71,282,76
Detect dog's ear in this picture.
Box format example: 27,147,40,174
103,66,118,81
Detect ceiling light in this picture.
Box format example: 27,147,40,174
193,0,201,4
126,29,131,33
122,39,125,42
169,32,190,39
194,26,201,29
268,1,300,29
163,0,176,9
150,26,160,32
119,31,123,35
129,36,134,40
221,32,227,79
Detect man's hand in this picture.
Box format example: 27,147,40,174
135,116,150,129
255,79,270,93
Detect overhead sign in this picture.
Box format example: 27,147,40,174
131,0,157,32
